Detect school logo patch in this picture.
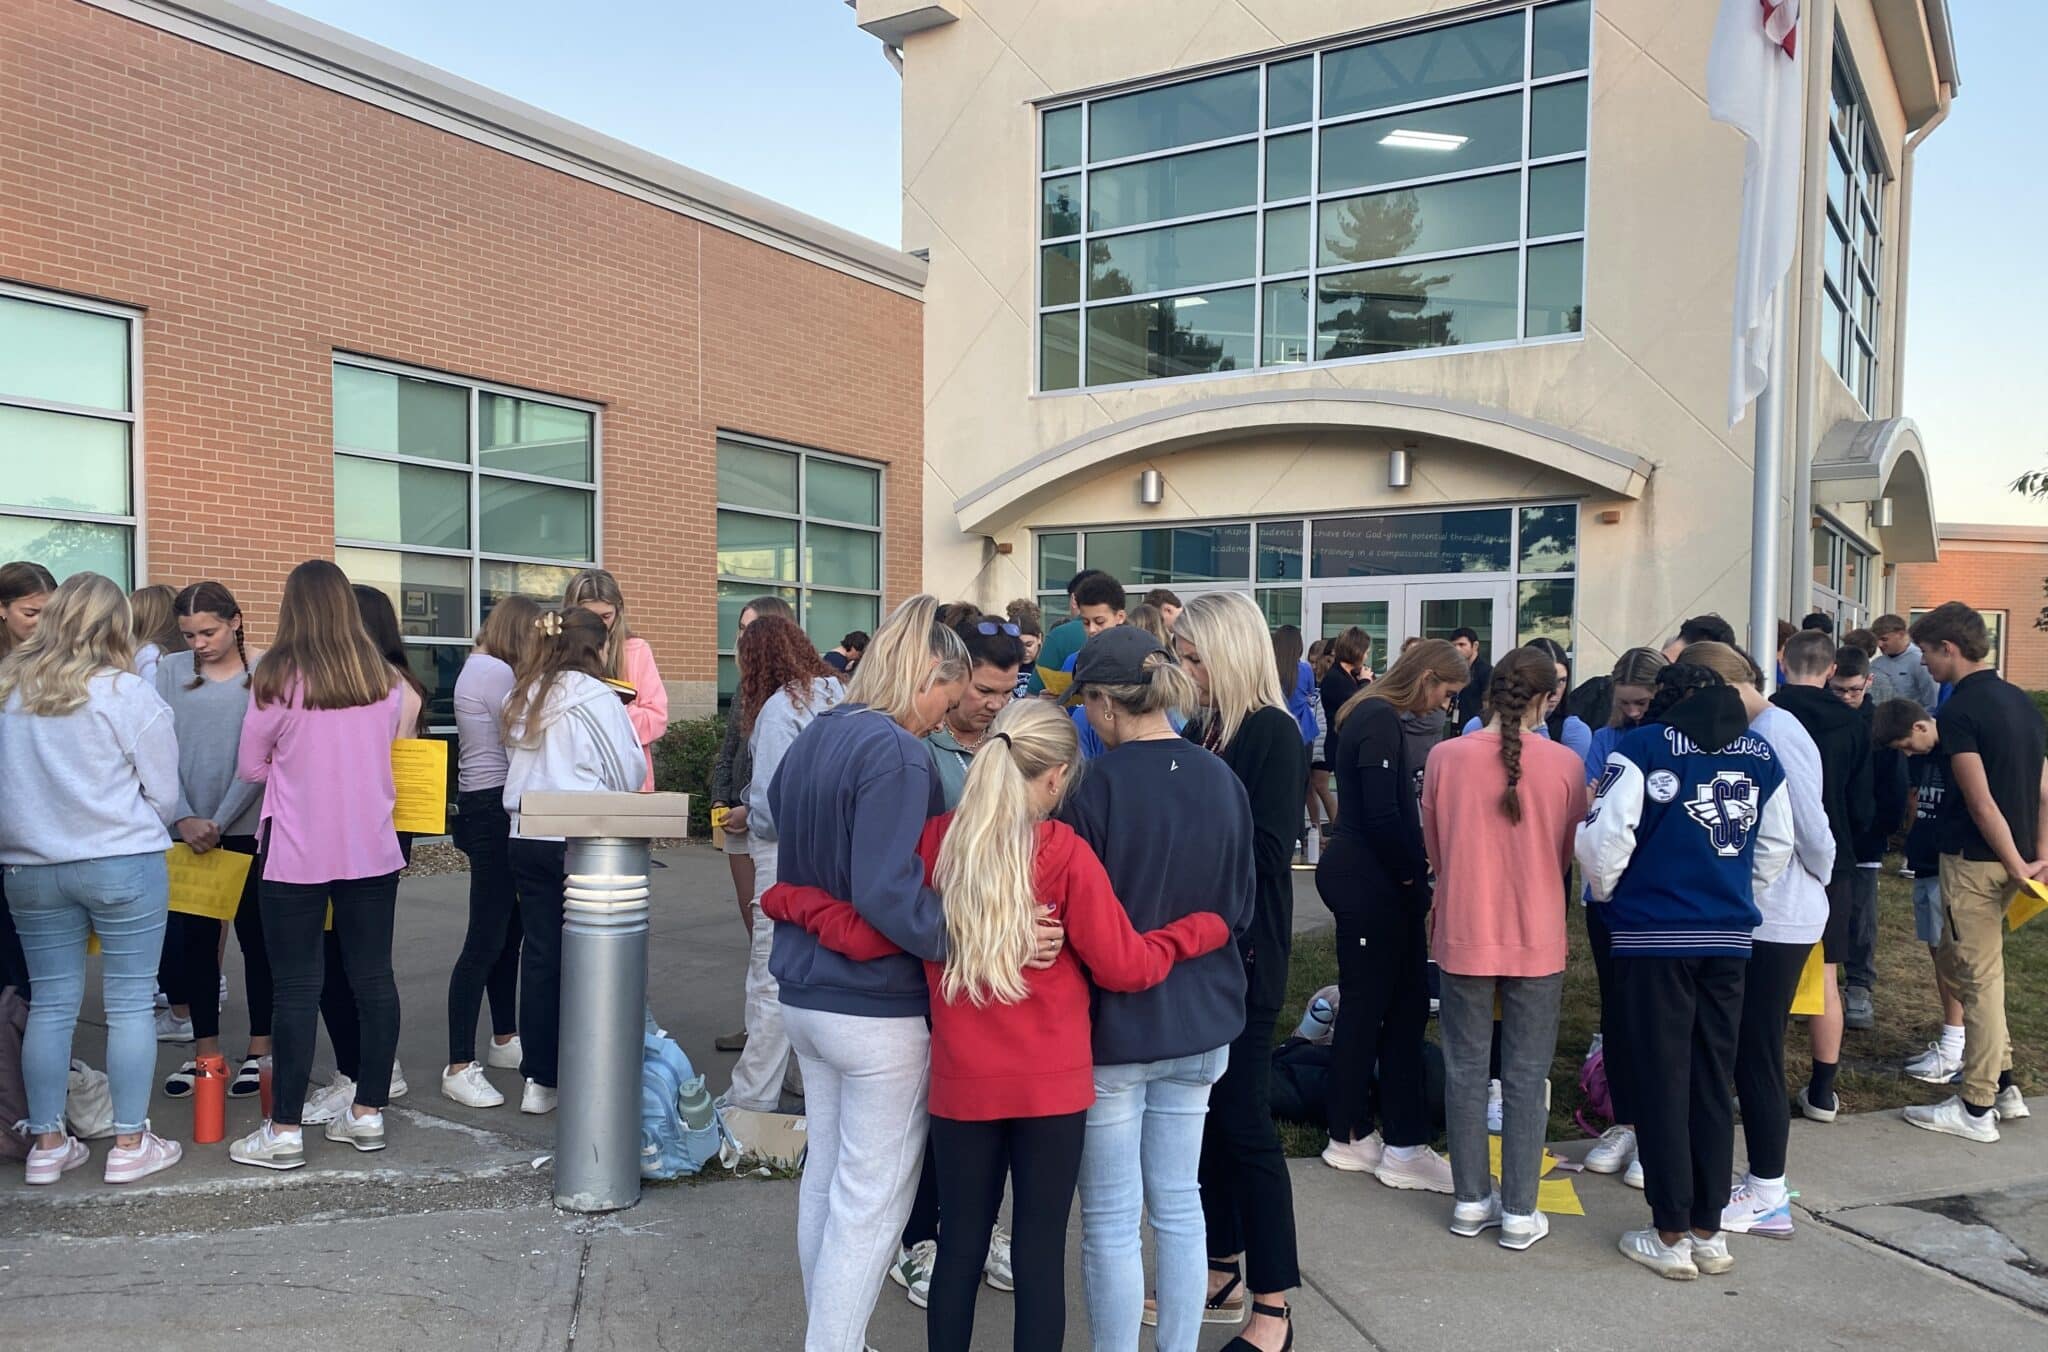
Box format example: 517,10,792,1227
1684,771,1760,857
1646,769,1680,803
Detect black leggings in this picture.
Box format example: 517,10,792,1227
161,836,270,1043
263,872,401,1124
0,873,29,998
1317,839,1431,1147
510,839,568,1088
1734,939,1810,1180
926,1111,1085,1352
902,1139,940,1247
1583,901,1636,1124
1617,955,1744,1235
1200,1006,1300,1293
446,791,522,1065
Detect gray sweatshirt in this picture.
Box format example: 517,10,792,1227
745,676,843,841
0,670,180,865
154,652,263,837
1871,642,1939,708
453,653,517,793
1748,703,1835,945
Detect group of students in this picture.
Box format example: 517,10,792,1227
0,557,670,1184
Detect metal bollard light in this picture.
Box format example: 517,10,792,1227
554,837,651,1213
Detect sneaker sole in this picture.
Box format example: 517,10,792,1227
1693,1254,1736,1275
230,1151,305,1171
1320,1151,1380,1173
328,1132,387,1152
1499,1229,1546,1251
1730,1221,1795,1240
1140,1304,1245,1329
443,1089,506,1109
1620,1248,1698,1281
984,1274,1014,1293
1902,1114,1999,1143
1450,1218,1502,1237
1375,1169,1454,1194
104,1155,181,1184
1906,1068,1959,1085
1582,1156,1629,1175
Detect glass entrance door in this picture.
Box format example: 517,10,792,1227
1409,579,1515,672
1310,583,1399,673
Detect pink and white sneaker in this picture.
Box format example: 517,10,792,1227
103,1127,182,1184
25,1134,90,1185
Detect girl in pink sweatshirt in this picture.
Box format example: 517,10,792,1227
564,569,667,791
1420,645,1585,1252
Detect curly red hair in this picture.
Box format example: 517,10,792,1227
736,615,835,733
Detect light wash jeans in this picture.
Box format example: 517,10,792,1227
783,1003,931,1352
1079,1044,1229,1352
726,839,791,1112
7,852,169,1135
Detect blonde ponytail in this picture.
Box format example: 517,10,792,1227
933,700,1078,1007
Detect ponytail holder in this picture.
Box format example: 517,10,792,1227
989,731,1012,748
535,611,563,637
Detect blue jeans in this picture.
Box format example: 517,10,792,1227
1079,1045,1229,1352
7,852,169,1134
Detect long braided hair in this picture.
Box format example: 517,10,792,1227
1486,646,1562,825
174,581,251,689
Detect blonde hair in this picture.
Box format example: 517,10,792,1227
1086,648,1199,720
129,584,184,654
844,594,969,725
934,700,1077,1007
1678,640,1760,692
1172,592,1286,751
1126,603,1171,646
563,568,634,678
0,572,135,716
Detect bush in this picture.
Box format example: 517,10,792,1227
2031,690,2048,728
653,715,723,838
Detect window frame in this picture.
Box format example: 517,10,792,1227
0,280,145,586
1034,0,1592,395
1811,512,1874,631
1823,34,1888,411
331,352,603,731
715,430,887,700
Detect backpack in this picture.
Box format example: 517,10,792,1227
0,987,29,1160
1575,1042,1614,1137
640,1032,727,1180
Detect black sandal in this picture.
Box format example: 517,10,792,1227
1220,1300,1294,1352
229,1056,263,1098
163,1061,197,1097
1140,1258,1246,1328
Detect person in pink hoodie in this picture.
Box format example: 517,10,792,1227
1421,646,1585,1253
564,569,667,790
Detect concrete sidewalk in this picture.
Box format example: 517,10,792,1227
5,845,2045,1348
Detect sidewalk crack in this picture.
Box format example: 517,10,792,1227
564,1232,595,1349
1300,1268,1387,1349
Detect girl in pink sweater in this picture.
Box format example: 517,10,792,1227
565,569,668,791
1420,646,1585,1252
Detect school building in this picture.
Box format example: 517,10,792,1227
1896,524,2048,690
2,0,928,724
857,0,1961,673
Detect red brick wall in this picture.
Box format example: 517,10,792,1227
1895,540,2048,690
0,0,922,683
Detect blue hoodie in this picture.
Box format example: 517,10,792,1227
766,703,950,1018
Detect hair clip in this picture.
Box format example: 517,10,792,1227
535,611,564,637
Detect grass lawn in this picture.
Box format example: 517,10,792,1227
1275,862,2048,1158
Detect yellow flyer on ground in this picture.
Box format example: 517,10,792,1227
166,843,252,921
391,738,449,835
1790,942,1826,1016
2009,879,2048,933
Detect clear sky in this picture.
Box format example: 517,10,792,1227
277,0,2039,526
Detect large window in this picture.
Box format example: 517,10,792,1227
0,284,139,584
1824,41,1885,410
1811,515,1874,632
716,434,884,699
1037,0,1591,392
333,356,599,728
1911,608,2004,675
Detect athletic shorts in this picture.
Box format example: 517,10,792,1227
1822,871,1855,962
1912,874,1944,946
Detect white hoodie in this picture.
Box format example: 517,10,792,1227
502,672,645,839
1749,703,1835,945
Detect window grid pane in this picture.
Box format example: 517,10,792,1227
1827,40,1887,410
1039,1,1588,391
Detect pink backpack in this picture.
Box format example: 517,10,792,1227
1574,1045,1613,1138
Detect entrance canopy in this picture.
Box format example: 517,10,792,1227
1810,417,1940,563
950,389,1654,536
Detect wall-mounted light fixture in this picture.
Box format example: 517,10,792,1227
1388,449,1412,489
1872,497,1895,529
1139,468,1164,505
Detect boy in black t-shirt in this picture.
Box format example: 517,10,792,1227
1900,604,2045,1142
1874,700,1966,1084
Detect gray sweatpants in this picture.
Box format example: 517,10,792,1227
1439,971,1563,1217
782,1003,931,1352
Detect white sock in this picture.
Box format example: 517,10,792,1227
1939,1024,1964,1058
1747,1173,1788,1206
1386,1143,1429,1162
268,1122,302,1142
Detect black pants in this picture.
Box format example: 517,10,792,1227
1734,939,1809,1180
161,835,270,1042
1200,1005,1301,1293
263,872,401,1124
1317,839,1430,1147
321,929,360,1079
1583,901,1636,1124
926,1111,1084,1352
510,839,568,1088
902,1139,940,1247
1616,955,1744,1235
0,873,29,998
447,792,523,1064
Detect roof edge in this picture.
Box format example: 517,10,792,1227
80,0,926,298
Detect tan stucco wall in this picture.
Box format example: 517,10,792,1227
898,0,1931,673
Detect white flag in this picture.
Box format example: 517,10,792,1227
1708,0,1805,427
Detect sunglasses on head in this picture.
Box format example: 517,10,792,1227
974,621,1021,636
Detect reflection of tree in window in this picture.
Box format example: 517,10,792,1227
1313,196,1464,358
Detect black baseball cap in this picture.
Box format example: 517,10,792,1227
1071,625,1167,691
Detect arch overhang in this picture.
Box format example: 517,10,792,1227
1811,417,1940,563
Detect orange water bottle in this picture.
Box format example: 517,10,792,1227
193,1054,227,1144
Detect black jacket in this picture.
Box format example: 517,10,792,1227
1771,683,1874,876
1456,657,1492,729
1192,704,1310,1015
1855,698,1912,863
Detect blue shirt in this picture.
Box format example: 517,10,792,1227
1462,713,1594,767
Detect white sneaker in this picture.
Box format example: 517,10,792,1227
486,1036,523,1070
153,987,169,1012
1486,1079,1504,1134
442,1063,505,1108
1584,1124,1636,1174
1796,1085,1839,1124
23,1134,89,1185
521,1080,558,1115
983,1226,1014,1292
1375,1145,1455,1194
1499,1210,1549,1251
1995,1085,2029,1120
1619,1228,1698,1280
1905,1041,1963,1084
229,1121,305,1171
300,1075,357,1126
1720,1181,1795,1239
1321,1131,1384,1173
324,1108,387,1153
1690,1231,1735,1274
389,1060,409,1099
1623,1158,1645,1190
1902,1095,2000,1143
103,1127,182,1183
154,1009,194,1044
888,1239,936,1309
1449,1192,1502,1237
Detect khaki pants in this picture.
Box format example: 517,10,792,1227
1935,855,2016,1108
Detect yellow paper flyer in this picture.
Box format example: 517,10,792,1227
1790,942,1826,1016
2009,879,2048,933
392,738,449,835
166,844,253,921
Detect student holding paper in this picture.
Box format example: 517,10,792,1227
156,581,271,1101
564,569,667,791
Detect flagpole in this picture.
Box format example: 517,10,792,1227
1748,300,1784,691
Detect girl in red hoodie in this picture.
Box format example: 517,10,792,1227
765,697,1229,1352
